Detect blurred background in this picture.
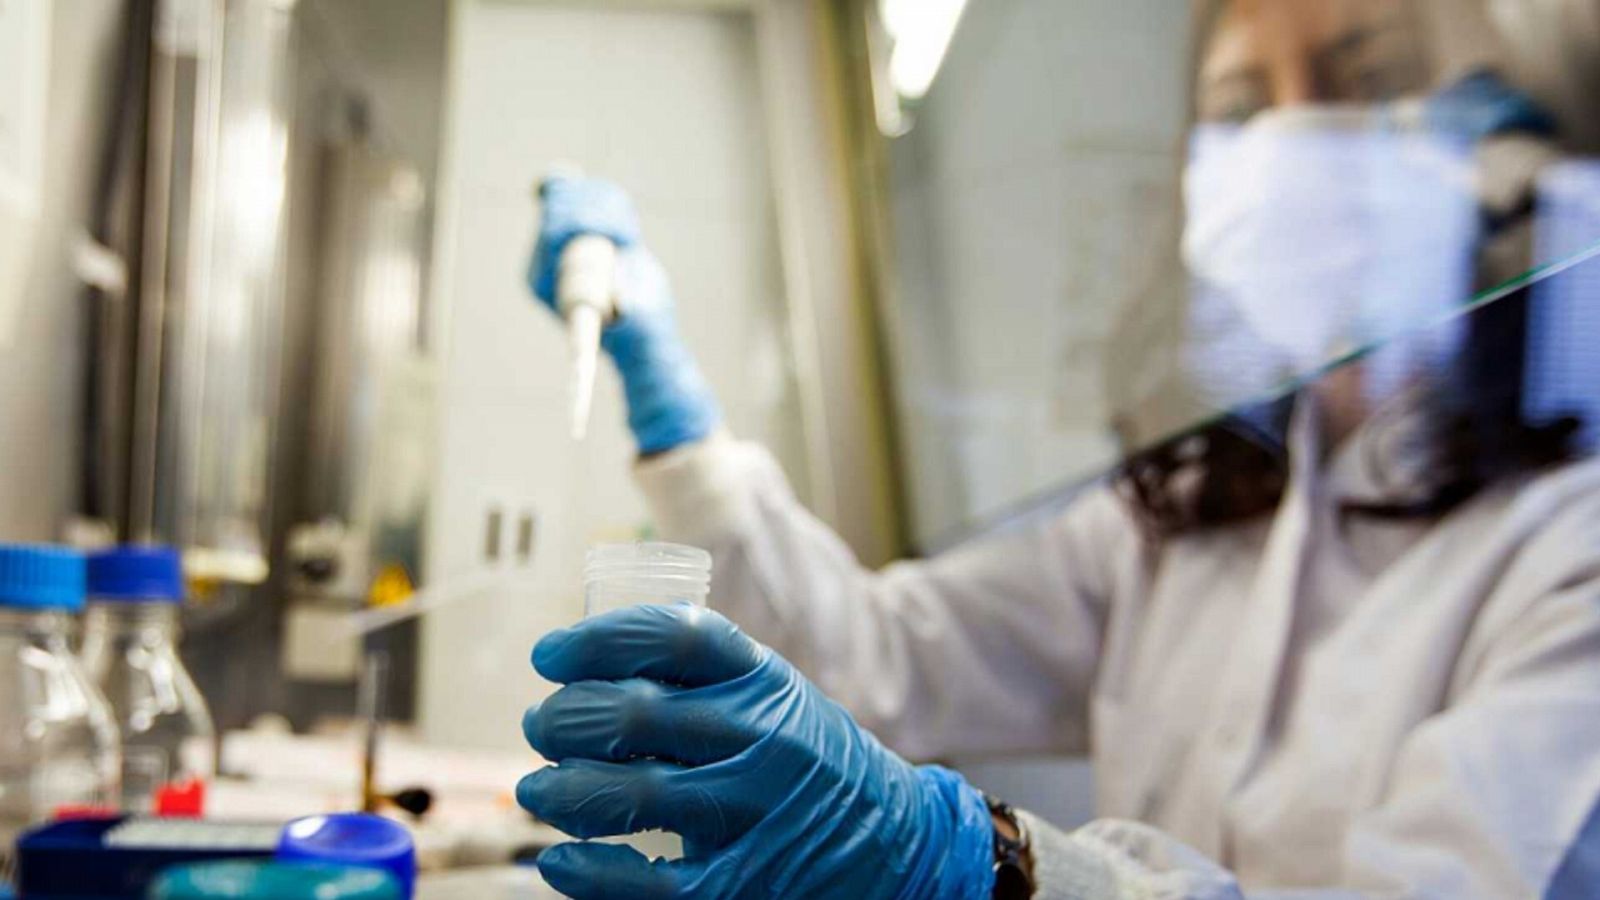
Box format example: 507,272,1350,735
4,0,1600,884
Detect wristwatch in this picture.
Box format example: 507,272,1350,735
985,795,1035,899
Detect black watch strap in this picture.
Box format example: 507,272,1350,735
984,795,1034,899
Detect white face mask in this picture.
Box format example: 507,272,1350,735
1181,106,1481,381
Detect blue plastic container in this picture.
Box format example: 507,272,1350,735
277,814,415,899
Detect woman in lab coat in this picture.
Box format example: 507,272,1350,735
518,1,1600,897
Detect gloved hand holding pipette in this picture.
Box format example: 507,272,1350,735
529,176,722,455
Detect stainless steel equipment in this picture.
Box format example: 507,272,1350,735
291,140,432,607
133,0,296,584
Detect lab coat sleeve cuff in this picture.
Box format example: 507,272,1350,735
1018,813,1244,900
1019,810,1125,900
633,429,773,544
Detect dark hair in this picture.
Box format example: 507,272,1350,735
1114,285,1583,537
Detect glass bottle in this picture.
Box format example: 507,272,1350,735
80,546,215,815
0,544,120,857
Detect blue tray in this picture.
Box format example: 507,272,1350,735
17,817,280,899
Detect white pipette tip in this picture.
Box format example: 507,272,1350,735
568,304,603,441
557,235,618,443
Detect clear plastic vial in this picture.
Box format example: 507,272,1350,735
0,545,120,856
583,543,712,618
80,546,216,815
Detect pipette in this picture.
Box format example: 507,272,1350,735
538,172,619,441
557,235,617,441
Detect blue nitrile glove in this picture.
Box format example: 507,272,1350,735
518,605,996,900
529,176,723,455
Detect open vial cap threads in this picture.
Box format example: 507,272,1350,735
583,542,712,618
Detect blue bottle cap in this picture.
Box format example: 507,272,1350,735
149,860,401,899
87,545,185,602
0,544,85,611
277,814,416,899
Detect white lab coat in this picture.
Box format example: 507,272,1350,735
633,402,1600,899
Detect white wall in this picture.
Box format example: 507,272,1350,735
421,0,805,751
0,0,125,540
885,0,1192,546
